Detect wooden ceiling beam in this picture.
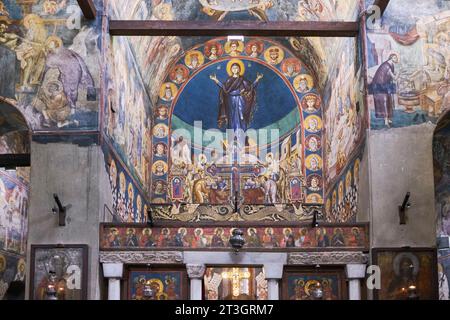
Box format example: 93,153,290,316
76,0,97,20
0,154,30,168
109,20,359,37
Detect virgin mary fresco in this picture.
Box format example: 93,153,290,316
209,59,263,132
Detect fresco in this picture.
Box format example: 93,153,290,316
434,121,450,299
104,36,152,192
0,170,28,255
0,251,26,300
109,0,360,22
148,37,323,207
100,224,369,250
0,131,30,154
365,0,450,129
0,169,28,300
322,38,366,184
102,143,150,223
324,151,363,223
128,269,187,300
0,0,101,132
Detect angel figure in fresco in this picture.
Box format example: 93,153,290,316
15,14,48,90
210,60,263,131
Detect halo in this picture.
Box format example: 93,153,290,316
224,40,244,54
194,228,204,236
45,35,63,49
306,193,323,204
304,280,320,296
142,228,152,235
178,227,187,235
23,14,42,29
152,160,168,175
159,82,178,101
304,115,323,132
264,46,285,65
345,170,352,190
393,252,420,277
184,50,205,69
338,183,344,202
247,228,257,236
148,278,164,294
245,40,264,55
294,74,314,92
305,154,323,171
119,172,126,187
226,59,245,76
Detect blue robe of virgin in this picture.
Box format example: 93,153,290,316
216,75,258,131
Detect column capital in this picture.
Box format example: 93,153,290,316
345,263,366,280
103,263,124,279
186,264,206,279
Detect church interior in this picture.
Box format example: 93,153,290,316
0,0,449,301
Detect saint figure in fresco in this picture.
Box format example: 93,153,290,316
369,53,400,127
210,60,263,131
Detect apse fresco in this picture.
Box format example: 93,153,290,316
102,143,150,223
0,170,29,299
0,0,102,132
150,37,323,206
100,224,369,250
365,0,450,129
324,151,363,223
104,36,152,192
434,124,450,299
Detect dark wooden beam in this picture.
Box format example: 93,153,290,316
0,154,30,168
109,20,359,37
77,0,96,19
373,0,391,16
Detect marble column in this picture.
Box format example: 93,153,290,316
264,263,284,300
103,263,124,300
187,264,206,300
345,264,366,300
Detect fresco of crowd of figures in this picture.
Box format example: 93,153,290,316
0,170,28,299
100,223,369,251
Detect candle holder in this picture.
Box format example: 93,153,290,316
45,271,58,300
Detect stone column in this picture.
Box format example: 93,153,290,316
187,264,206,300
264,263,284,300
103,263,124,300
345,264,366,300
